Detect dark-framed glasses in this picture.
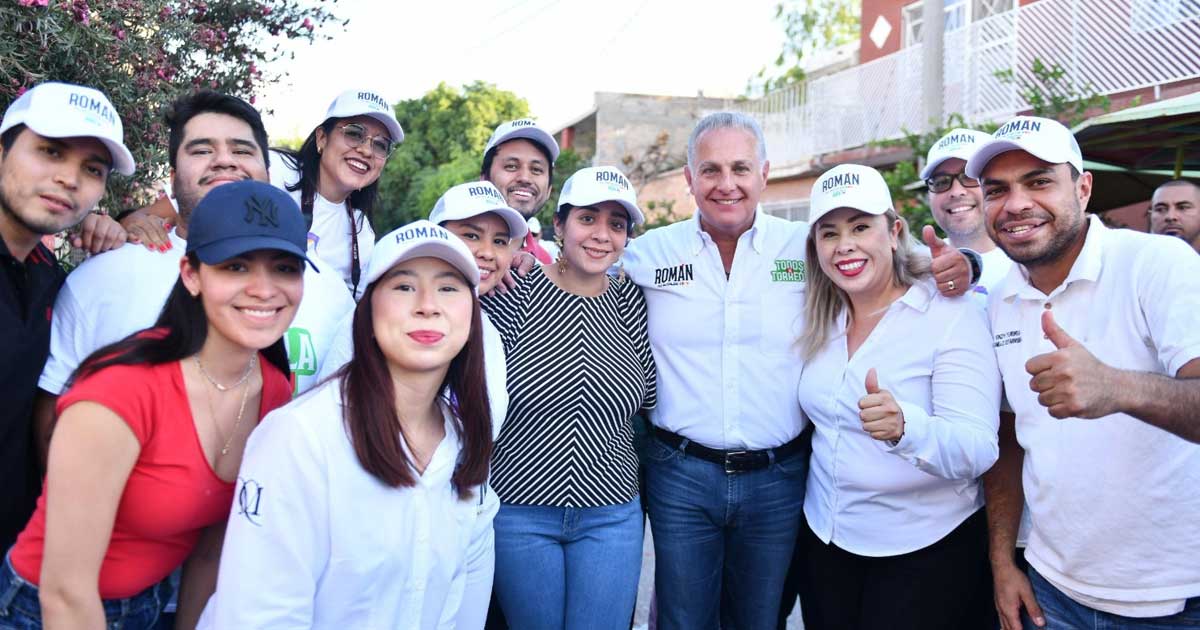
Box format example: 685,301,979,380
336,123,396,159
925,172,979,193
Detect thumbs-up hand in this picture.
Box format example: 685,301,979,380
1024,310,1118,419
924,225,970,297
859,368,905,442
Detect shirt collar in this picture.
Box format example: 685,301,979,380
996,214,1106,301
689,206,767,256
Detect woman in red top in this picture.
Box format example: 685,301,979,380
0,181,314,630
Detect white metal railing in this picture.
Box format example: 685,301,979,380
725,0,1200,168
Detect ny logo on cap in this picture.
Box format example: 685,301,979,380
244,195,279,227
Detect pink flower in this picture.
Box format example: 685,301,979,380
114,28,126,40
249,95,256,104
301,17,313,31
15,86,28,97
260,4,271,15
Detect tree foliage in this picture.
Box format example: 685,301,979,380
0,0,342,210
375,81,531,232
995,58,1113,127
748,0,859,96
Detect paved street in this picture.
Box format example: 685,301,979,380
632,527,804,630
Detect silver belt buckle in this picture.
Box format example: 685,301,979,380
724,450,748,474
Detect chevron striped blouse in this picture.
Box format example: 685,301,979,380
482,266,657,508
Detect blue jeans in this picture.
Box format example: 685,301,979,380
0,551,170,629
493,497,643,630
1027,565,1200,629
643,435,808,630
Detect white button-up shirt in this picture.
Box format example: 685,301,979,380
197,380,498,630
989,216,1200,617
800,280,1000,556
623,209,809,450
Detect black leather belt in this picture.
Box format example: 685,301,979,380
653,425,812,474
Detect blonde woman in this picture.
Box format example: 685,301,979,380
796,164,1001,630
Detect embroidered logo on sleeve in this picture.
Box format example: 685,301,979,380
237,477,265,526
654,263,694,287
771,259,805,282
994,330,1022,348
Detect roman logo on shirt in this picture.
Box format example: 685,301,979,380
994,330,1021,347
237,478,264,526
654,263,694,287
771,259,805,282
286,327,317,395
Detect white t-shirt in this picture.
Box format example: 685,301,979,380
989,216,1200,617
318,310,510,439
38,230,351,398
801,280,1000,557
975,247,1014,296
270,150,376,300
197,380,498,630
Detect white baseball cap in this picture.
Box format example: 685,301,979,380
324,89,404,144
1,82,135,175
558,166,644,225
964,116,1082,179
364,220,479,288
809,164,893,225
921,128,991,179
429,181,528,239
484,118,560,163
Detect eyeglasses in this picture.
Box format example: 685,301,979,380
335,123,396,159
925,172,979,193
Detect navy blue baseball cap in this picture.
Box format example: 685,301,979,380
185,180,318,271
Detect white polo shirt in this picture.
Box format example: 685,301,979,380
318,310,510,439
271,150,376,300
989,215,1200,617
801,280,1000,556
623,209,808,450
197,380,498,630
38,231,351,398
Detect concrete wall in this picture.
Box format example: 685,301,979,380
592,92,729,170
638,168,695,223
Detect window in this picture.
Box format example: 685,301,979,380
902,0,1016,47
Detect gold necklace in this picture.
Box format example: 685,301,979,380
194,353,256,391
196,355,257,456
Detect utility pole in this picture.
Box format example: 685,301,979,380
922,0,945,131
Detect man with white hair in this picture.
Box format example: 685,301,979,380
623,112,975,629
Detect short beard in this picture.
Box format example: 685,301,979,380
1000,211,1087,268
